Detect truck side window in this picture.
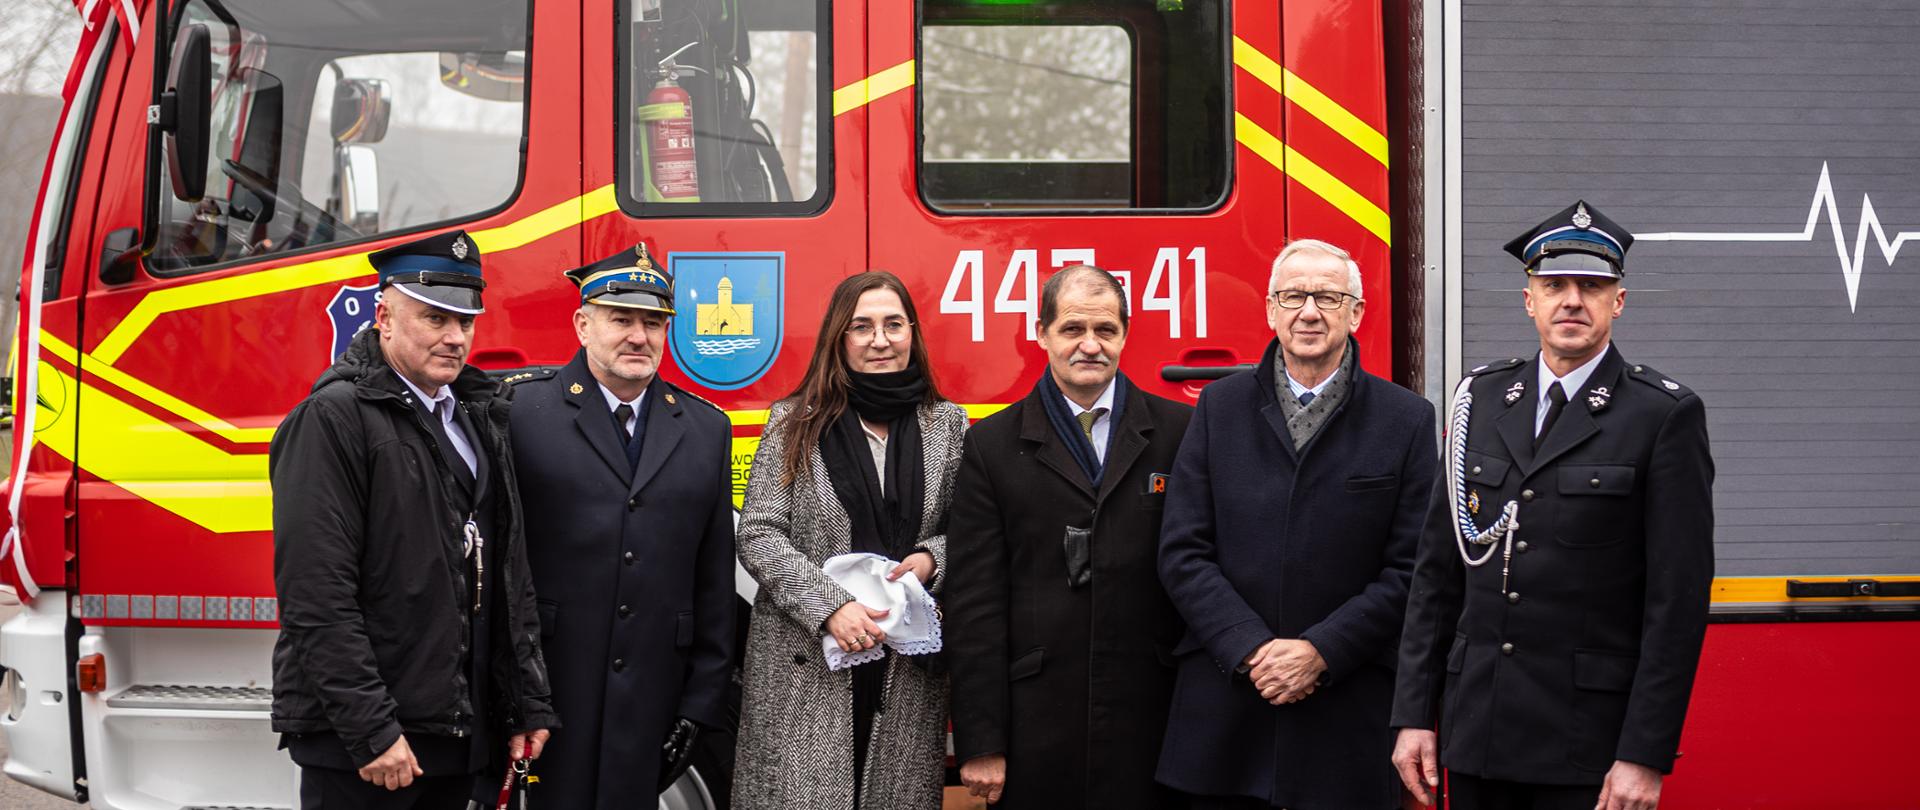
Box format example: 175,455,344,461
617,0,831,216
149,0,532,274
918,0,1230,213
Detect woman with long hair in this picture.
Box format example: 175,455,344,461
732,271,967,810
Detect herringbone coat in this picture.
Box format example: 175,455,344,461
733,399,967,810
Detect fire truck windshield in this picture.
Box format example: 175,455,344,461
148,0,531,274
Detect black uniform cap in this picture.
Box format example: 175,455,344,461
1503,200,1634,279
368,229,486,314
565,243,675,315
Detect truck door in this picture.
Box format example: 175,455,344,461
588,0,857,504
866,0,1395,408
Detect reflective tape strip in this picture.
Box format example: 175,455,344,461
1234,112,1392,245
1231,36,1390,167
833,59,916,117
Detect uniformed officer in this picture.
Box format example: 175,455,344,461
271,230,556,809
508,243,737,808
1390,202,1715,810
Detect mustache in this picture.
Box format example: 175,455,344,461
1070,352,1113,365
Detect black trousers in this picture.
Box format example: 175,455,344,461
299,766,478,810
1447,772,1601,810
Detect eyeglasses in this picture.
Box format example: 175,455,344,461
846,319,913,341
1268,290,1359,310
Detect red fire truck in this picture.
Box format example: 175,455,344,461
3,0,1914,807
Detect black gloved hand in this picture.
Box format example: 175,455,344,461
656,716,701,793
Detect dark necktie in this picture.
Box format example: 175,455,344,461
1535,383,1567,451
612,402,642,471
1298,391,1316,407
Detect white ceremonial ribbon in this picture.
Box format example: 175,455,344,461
819,552,942,672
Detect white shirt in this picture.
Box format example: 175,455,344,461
394,371,477,476
597,382,649,438
858,419,889,496
1535,347,1610,436
1285,370,1338,403
1060,378,1118,463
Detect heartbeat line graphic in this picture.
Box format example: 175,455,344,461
1637,162,1919,312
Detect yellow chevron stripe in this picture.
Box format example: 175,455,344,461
1232,36,1389,167
42,331,277,445
38,363,271,534
1234,113,1392,245
833,59,916,117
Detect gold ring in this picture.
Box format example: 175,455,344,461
858,634,872,645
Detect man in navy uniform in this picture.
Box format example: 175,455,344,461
271,230,556,809
1391,202,1715,810
509,243,736,808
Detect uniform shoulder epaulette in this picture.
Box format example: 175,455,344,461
668,384,724,414
496,367,559,386
1626,363,1691,399
1464,357,1525,377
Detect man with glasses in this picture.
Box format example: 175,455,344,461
1157,240,1438,809
1390,202,1714,810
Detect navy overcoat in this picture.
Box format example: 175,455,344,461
509,351,736,809
1157,339,1437,809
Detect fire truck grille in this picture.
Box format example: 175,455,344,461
107,683,273,711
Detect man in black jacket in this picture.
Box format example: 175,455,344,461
508,244,736,808
946,265,1192,809
1391,202,1714,810
270,230,557,809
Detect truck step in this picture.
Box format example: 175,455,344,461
106,683,272,711
183,806,291,810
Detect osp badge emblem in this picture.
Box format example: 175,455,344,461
669,252,785,390
326,282,383,364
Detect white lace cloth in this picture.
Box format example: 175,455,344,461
819,552,943,671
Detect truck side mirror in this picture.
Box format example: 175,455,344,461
330,79,391,145
162,24,213,203
336,144,381,232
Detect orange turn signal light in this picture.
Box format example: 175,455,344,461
76,653,106,693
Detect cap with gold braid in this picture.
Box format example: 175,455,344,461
564,243,676,314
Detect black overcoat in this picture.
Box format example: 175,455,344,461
1156,339,1437,809
945,377,1193,810
1390,346,1714,785
509,352,736,809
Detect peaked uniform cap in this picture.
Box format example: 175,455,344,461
368,229,485,314
565,243,676,314
1503,200,1634,279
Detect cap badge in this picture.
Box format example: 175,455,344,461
1663,379,1680,391
1572,203,1593,230
568,382,584,394
451,236,469,260
1587,386,1611,411
1504,380,1525,405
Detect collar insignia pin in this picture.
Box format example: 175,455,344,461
1572,203,1593,229
1504,380,1525,405
568,382,584,394
1588,386,1611,411
665,393,676,405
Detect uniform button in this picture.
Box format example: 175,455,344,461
618,604,632,618
628,497,640,511
1521,489,1535,502
623,551,636,565
793,654,808,666
1501,643,1515,656
1516,541,1530,553
612,658,626,672
1590,477,1602,488
1471,465,1482,475
1508,591,1521,604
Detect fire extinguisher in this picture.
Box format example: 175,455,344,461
639,42,700,202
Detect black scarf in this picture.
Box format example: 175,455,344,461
821,366,928,560
1038,371,1128,487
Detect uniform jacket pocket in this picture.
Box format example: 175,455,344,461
1557,465,1635,497
675,610,695,649
1464,452,1511,487
1345,474,1400,492
537,599,559,639
1009,647,1045,682
1446,634,1468,674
